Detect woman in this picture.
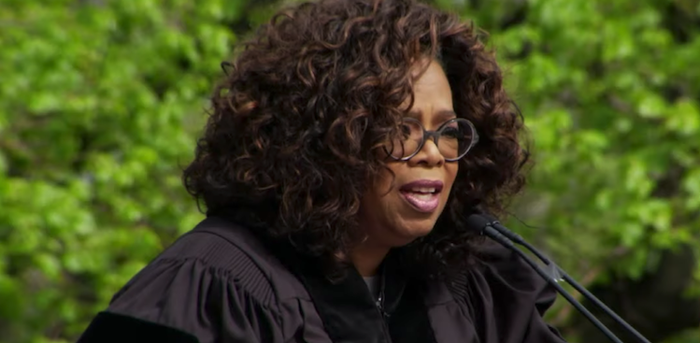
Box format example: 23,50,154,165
79,0,566,342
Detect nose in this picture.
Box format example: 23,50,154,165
407,137,445,167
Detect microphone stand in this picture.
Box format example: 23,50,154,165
481,225,625,343
483,216,652,343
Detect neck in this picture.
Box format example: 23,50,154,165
349,240,390,277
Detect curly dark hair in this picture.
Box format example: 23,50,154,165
183,0,529,279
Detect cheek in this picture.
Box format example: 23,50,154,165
445,163,459,189
440,165,459,212
374,163,401,194
364,165,399,209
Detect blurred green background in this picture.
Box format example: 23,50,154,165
1,0,699,342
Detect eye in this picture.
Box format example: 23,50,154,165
399,124,412,138
442,125,463,138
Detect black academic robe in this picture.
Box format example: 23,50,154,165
78,216,567,343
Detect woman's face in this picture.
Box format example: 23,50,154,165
358,59,459,248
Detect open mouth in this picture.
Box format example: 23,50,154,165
399,180,444,213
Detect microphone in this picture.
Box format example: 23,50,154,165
467,214,651,343
480,214,651,343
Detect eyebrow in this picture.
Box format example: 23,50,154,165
406,109,458,121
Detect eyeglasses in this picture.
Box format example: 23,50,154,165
384,117,479,162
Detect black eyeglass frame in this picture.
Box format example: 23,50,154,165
385,117,480,162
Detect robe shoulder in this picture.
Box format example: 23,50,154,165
77,218,315,343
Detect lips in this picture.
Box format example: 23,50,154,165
399,179,444,213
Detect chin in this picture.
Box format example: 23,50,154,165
390,221,436,246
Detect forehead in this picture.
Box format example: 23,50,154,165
401,59,455,125
405,58,453,101
411,60,450,92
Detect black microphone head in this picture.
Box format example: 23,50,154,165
465,213,493,233
480,213,499,223
467,213,516,247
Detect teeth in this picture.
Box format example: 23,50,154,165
411,193,434,200
410,187,436,193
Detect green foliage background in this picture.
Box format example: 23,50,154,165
0,0,698,342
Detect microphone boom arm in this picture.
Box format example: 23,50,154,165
485,219,651,343
482,226,625,343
